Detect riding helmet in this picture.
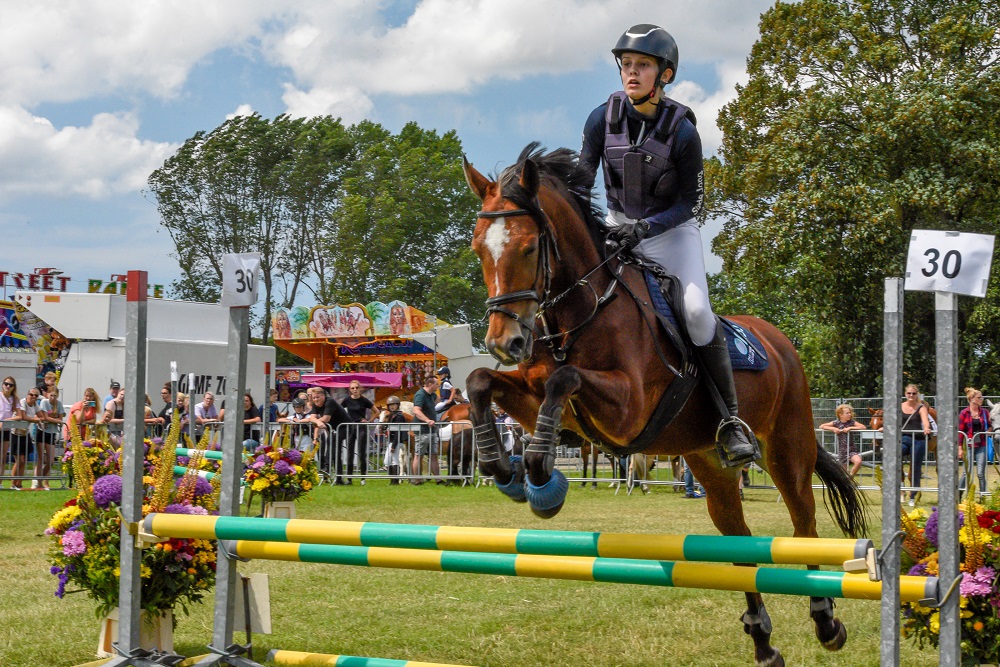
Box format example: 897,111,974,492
387,396,401,406
436,365,451,377
612,24,678,84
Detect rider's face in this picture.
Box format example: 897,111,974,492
619,52,662,101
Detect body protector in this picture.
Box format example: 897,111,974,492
602,90,696,221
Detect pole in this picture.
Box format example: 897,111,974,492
188,372,196,446
107,270,163,666
193,305,253,667
880,277,903,667
936,292,960,666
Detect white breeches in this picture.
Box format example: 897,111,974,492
606,211,718,347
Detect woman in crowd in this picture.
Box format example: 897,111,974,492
898,384,932,507
68,387,100,440
36,386,65,490
1,377,26,488
13,387,45,489
958,386,992,497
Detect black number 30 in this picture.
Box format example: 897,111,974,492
235,268,254,293
921,248,962,279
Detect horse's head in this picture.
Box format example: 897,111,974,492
463,144,603,366
868,408,883,430
464,156,548,365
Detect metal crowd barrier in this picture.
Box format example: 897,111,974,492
0,419,69,490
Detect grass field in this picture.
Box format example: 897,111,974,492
1,481,941,667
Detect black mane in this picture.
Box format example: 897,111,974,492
495,142,606,251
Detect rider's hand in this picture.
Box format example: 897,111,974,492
609,219,650,250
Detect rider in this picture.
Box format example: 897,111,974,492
579,24,758,467
434,365,455,418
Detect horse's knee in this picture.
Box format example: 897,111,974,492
543,365,581,402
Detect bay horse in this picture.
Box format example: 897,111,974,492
462,144,866,667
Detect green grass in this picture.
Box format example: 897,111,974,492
1,483,939,667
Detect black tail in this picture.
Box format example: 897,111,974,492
814,443,869,538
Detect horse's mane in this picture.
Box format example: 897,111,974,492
495,142,606,252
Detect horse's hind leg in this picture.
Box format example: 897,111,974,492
688,454,784,667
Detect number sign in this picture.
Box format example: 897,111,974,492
220,253,261,307
904,230,994,298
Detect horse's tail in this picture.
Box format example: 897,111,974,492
813,442,869,538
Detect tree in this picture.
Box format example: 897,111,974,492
708,0,1000,396
148,114,308,341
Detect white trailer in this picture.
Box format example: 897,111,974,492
13,291,274,405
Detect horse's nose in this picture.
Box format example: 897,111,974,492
506,335,526,362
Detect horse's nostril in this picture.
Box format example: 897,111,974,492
508,336,525,359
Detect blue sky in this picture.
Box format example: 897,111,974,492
0,0,774,300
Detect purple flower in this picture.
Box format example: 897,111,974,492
92,474,123,508
193,476,213,497
908,562,928,577
62,530,87,557
50,565,62,575
925,508,939,547
163,503,209,515
285,449,303,464
255,455,268,466
273,460,293,476
960,566,996,598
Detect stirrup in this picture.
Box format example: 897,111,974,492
715,416,760,469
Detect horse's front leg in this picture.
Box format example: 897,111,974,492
521,365,582,518
467,367,538,503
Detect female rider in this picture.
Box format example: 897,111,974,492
579,24,756,467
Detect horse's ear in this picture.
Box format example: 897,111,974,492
463,155,490,201
868,407,876,415
519,159,539,196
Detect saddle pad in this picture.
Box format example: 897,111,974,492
643,271,768,371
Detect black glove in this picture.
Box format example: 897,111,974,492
609,219,650,250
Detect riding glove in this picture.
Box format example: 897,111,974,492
609,219,650,250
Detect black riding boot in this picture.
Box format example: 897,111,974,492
699,323,760,468
388,465,400,485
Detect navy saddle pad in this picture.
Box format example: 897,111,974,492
644,271,768,371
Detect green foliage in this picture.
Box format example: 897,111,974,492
710,0,1000,395
149,116,485,345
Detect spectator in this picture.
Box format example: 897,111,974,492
380,395,408,484
102,380,120,408
102,388,126,445
1,376,25,486
156,383,173,431
36,371,57,395
68,387,101,440
14,386,44,490
194,392,219,440
411,375,441,485
306,387,351,484
682,457,703,498
340,380,374,484
241,393,263,451
959,386,992,498
494,404,517,453
277,395,312,450
819,403,867,478
36,386,64,490
259,388,280,423
880,383,932,507
175,392,191,439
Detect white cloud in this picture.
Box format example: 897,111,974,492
0,105,176,200
226,104,257,121
670,62,751,155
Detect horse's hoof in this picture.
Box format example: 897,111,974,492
818,619,847,651
754,648,784,667
495,455,527,503
525,468,568,519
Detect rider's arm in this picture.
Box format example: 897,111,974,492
578,104,607,196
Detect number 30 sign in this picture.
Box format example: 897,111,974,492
220,252,261,307
904,230,994,298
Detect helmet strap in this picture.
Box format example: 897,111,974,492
620,62,668,107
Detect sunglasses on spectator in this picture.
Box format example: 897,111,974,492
2,382,13,387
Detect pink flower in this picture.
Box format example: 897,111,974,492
61,530,86,557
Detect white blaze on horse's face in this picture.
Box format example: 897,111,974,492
484,218,510,292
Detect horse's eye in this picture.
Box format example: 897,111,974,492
523,243,538,257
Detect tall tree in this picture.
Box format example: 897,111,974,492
709,0,1000,395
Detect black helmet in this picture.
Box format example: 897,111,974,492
436,365,451,377
612,24,678,84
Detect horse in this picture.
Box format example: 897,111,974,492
461,144,866,667
440,402,476,483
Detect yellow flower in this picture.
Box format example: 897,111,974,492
48,505,82,530
252,478,270,492
140,565,152,578
113,567,121,577
929,611,940,634
142,475,154,485
906,508,928,521
302,480,312,491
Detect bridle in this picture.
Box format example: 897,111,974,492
477,197,622,363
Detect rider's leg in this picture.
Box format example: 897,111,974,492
635,222,758,467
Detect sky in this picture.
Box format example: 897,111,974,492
0,0,775,301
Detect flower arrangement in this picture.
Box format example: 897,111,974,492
243,434,319,504
900,483,1000,664
46,413,220,619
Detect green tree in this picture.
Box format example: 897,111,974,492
709,0,1000,396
